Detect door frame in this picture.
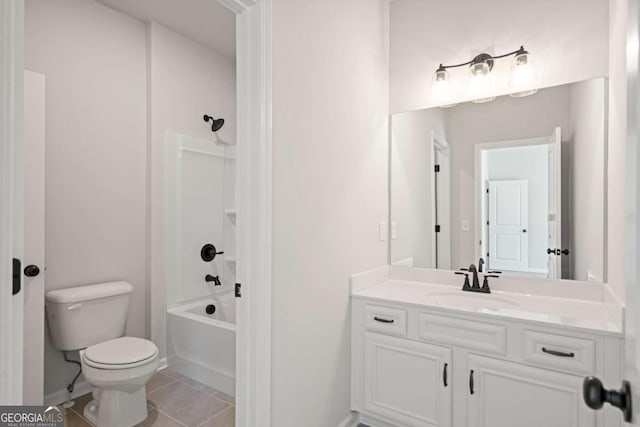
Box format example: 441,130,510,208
218,1,273,426
430,131,450,269
0,0,25,404
1,0,275,419
474,135,553,269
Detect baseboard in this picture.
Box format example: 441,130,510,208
44,358,169,406
336,412,360,427
44,380,91,406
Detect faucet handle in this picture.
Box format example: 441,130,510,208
487,270,502,274
455,271,471,291
481,274,499,293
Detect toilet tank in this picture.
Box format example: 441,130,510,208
45,281,133,351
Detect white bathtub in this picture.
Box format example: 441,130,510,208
166,293,236,395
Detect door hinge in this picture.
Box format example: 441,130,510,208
235,283,242,298
434,164,440,173
12,258,21,295
435,225,441,233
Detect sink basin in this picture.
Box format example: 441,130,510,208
423,291,519,310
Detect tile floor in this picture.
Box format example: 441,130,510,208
64,369,235,427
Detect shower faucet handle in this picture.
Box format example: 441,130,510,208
201,243,224,262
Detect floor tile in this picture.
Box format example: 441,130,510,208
211,391,234,404
147,381,230,427
163,370,217,395
136,408,185,427
198,406,235,427
64,410,92,427
147,372,177,393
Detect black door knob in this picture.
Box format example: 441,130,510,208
583,376,632,422
561,249,570,255
24,265,40,277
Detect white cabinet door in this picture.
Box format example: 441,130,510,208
363,332,452,427
467,355,595,427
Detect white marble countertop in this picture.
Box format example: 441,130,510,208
352,278,623,337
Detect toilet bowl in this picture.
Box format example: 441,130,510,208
80,337,159,427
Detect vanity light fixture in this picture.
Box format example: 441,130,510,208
431,46,538,104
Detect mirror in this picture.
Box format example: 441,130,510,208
390,78,606,282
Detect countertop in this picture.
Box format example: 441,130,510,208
352,279,623,337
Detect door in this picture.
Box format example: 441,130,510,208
363,332,452,427
431,138,451,270
467,355,595,427
547,127,562,279
23,70,45,404
488,180,529,272
0,0,25,405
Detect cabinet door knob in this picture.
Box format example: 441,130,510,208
469,370,474,395
583,376,632,422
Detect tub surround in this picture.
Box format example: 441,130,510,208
350,266,624,427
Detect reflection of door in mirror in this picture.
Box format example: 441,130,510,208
431,133,451,269
478,131,561,278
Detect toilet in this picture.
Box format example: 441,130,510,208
45,281,158,427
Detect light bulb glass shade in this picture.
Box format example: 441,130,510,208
469,62,493,103
509,51,538,97
431,68,452,104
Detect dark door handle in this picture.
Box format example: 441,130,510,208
522,229,527,233
547,248,556,255
373,316,394,324
12,258,21,295
542,347,575,358
469,370,474,395
443,363,448,387
583,377,632,422
561,249,570,255
24,265,40,277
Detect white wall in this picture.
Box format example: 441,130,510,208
446,86,570,268
486,145,549,272
148,21,236,361
390,0,609,113
24,0,147,397
391,108,448,266
271,0,389,425
568,79,606,282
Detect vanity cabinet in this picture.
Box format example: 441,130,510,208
466,354,594,427
351,299,622,427
363,332,451,427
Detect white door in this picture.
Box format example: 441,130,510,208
363,332,452,427
467,355,595,427
488,180,529,272
0,0,25,405
547,127,562,279
23,70,45,404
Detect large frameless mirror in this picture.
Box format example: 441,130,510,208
389,78,607,282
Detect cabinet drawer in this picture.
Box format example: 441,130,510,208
417,313,506,355
364,304,407,337
522,330,595,374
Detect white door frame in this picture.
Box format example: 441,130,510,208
474,135,552,266
218,1,273,426
0,0,275,417
0,0,25,404
430,131,450,269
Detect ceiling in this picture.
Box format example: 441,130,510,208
96,0,236,59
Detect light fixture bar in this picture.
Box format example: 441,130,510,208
437,46,529,71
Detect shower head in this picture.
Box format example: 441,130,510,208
203,114,225,132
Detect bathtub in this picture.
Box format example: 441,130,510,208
166,293,236,395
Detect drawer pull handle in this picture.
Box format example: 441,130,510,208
373,316,394,324
469,370,474,395
443,363,448,387
542,347,575,358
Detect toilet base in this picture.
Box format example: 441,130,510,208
83,386,148,427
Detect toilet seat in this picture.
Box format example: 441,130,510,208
83,337,158,370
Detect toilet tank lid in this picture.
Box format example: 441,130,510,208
45,281,133,304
